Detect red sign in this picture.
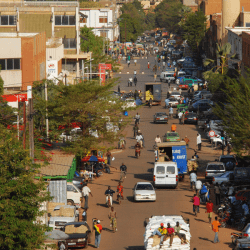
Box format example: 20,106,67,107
2,94,27,102
209,130,215,137
99,63,112,84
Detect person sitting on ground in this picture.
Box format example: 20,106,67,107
166,223,175,247
174,222,187,244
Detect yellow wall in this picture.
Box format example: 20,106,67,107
54,27,76,38
19,14,52,38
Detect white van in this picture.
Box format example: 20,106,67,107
153,161,178,188
67,183,82,207
160,71,175,82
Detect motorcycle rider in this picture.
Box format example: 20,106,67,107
105,186,115,206
136,132,143,148
135,142,141,157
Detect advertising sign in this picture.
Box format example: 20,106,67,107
99,63,112,84
46,60,58,83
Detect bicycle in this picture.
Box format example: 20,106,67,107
120,171,126,183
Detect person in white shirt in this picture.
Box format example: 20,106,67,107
178,111,183,124
190,172,197,189
195,180,202,194
155,135,161,144
82,183,93,209
136,133,143,147
197,133,202,151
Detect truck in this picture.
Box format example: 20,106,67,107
143,215,191,250
156,141,187,180
144,83,162,105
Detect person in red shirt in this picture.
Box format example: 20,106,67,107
193,194,200,216
117,182,124,200
212,216,221,243
206,199,214,223
166,223,175,247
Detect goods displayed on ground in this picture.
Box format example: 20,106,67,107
187,160,198,173
144,215,191,250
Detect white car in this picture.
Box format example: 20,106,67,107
133,182,156,202
122,98,136,109
169,91,182,100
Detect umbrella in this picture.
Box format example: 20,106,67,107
81,155,105,162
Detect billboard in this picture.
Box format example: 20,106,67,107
99,63,112,84
46,60,58,83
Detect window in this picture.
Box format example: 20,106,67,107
246,22,250,27
156,166,165,174
0,15,16,26
63,38,76,49
99,16,107,23
0,59,20,70
100,30,108,38
166,166,175,174
67,185,76,192
55,15,75,25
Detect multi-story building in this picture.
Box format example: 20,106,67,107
182,0,198,12
0,0,91,89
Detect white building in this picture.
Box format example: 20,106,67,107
79,8,119,42
226,27,250,61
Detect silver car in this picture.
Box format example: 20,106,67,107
205,162,226,182
212,171,234,185
153,112,168,124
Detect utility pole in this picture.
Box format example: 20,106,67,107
125,21,127,45
28,98,34,160
23,101,26,149
90,52,92,80
45,81,49,139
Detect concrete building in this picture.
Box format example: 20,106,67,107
242,31,250,69
79,6,119,42
0,32,46,91
182,0,198,12
0,0,91,81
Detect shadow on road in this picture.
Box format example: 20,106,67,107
147,162,154,165
198,237,214,243
126,196,135,202
125,246,144,250
181,211,195,216
96,203,108,208
195,218,207,223
102,227,114,233
134,173,152,181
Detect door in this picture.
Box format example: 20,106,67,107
172,146,187,174
153,84,161,101
154,165,166,185
165,165,177,184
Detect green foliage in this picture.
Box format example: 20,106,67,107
180,11,207,52
154,0,184,33
145,12,156,31
0,125,51,250
33,79,128,157
212,75,250,155
0,76,16,126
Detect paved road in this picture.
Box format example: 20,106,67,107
86,56,233,250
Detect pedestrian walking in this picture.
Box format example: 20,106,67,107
127,60,130,67
163,61,165,68
108,207,117,232
212,216,221,243
148,61,150,69
154,73,157,82
82,183,93,209
184,136,190,148
197,133,202,150
106,150,112,165
171,124,177,132
189,171,197,189
178,111,183,124
135,112,140,124
206,199,214,224
94,220,103,248
193,193,200,216
164,98,169,108
134,76,137,86
214,184,221,205
134,70,137,77
155,135,161,144
169,105,173,118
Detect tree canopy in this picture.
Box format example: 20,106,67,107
0,125,51,250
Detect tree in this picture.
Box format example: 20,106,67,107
212,75,250,155
33,79,128,157
0,125,51,250
0,76,15,127
145,11,156,31
154,0,184,33
180,11,207,53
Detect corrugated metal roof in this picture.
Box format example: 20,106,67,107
39,152,74,177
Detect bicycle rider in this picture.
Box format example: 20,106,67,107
120,163,127,180
105,186,115,206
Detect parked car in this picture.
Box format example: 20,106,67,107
190,102,212,112
178,84,188,90
122,98,136,109
153,112,168,124
230,167,250,186
184,112,198,124
219,155,238,171
231,223,250,249
212,171,234,185
205,162,226,181
163,132,180,142
133,182,156,201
